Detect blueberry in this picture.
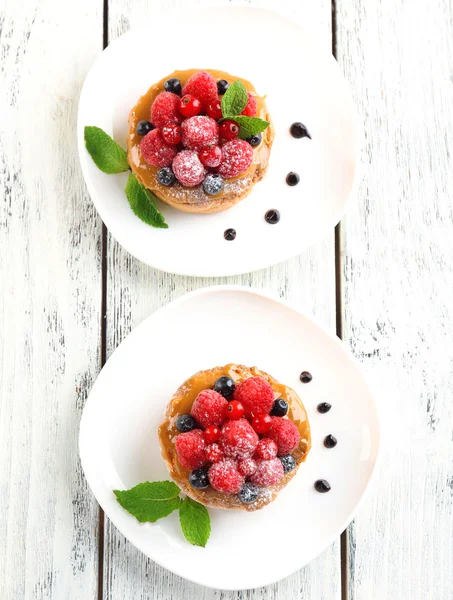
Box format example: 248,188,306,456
189,469,210,489
290,122,311,139
286,172,300,186
217,79,229,95
300,371,312,383
324,434,337,449
238,482,260,504
214,376,235,398
175,414,196,432
317,402,332,414
224,228,236,241
280,455,296,473
270,398,288,417
245,133,262,147
157,167,176,186
203,173,224,196
265,209,280,224
136,120,154,136
164,78,182,95
314,479,331,493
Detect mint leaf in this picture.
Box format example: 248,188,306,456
125,173,168,229
114,481,181,523
179,497,211,547
84,126,129,174
233,116,270,139
221,80,248,117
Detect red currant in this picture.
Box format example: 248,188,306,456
204,424,221,443
198,145,222,168
207,99,223,120
206,443,223,463
224,400,245,420
219,120,239,141
251,413,272,434
178,94,202,118
161,124,182,145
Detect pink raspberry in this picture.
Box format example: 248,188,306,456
250,458,284,487
241,92,257,117
220,418,259,460
172,150,207,187
181,116,219,151
175,429,207,470
206,443,224,463
182,71,218,109
234,376,275,418
140,129,177,168
150,92,182,128
237,457,257,477
208,459,244,494
254,438,278,461
191,389,227,429
266,417,301,456
217,139,253,178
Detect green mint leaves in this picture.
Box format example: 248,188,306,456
125,173,168,229
84,126,129,174
220,80,270,139
179,496,211,548
114,481,211,547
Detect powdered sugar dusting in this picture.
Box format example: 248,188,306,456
218,139,253,178
181,115,219,151
251,458,284,487
172,150,207,187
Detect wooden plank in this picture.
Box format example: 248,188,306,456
104,1,339,598
336,0,453,598
0,2,102,599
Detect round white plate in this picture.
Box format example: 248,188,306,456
79,286,380,590
77,6,357,276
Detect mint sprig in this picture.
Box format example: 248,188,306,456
125,173,168,229
220,80,270,140
233,116,271,139
179,496,211,548
84,126,129,174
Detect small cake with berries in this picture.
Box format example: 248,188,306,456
128,69,274,214
158,364,311,511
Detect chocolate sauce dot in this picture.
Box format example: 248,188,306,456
324,434,337,448
224,228,236,241
317,402,331,414
290,122,311,139
299,371,312,383
286,172,300,186
265,209,280,224
314,479,331,493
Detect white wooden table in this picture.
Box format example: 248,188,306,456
1,0,452,597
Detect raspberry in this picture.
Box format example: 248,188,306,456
175,429,207,470
150,92,182,128
241,92,257,117
206,443,223,463
172,150,207,187
237,457,257,477
217,139,253,178
181,116,219,151
234,376,275,417
182,71,218,109
266,417,301,456
208,459,244,494
140,129,177,168
254,438,278,461
220,418,259,459
191,389,227,429
251,458,284,487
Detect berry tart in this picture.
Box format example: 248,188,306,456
158,364,311,511
128,69,274,214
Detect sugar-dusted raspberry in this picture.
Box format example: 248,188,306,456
241,92,258,117
191,389,227,429
217,139,253,178
172,150,207,187
181,116,219,151
150,92,182,128
182,71,218,109
140,129,177,168
220,418,259,460
175,429,207,470
250,458,284,487
234,376,275,417
206,443,224,463
266,417,301,456
237,457,257,477
208,459,245,494
254,438,278,461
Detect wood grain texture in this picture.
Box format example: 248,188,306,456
336,0,453,598
0,1,102,599
104,1,339,598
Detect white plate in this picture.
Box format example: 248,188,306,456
79,286,380,590
77,6,357,276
